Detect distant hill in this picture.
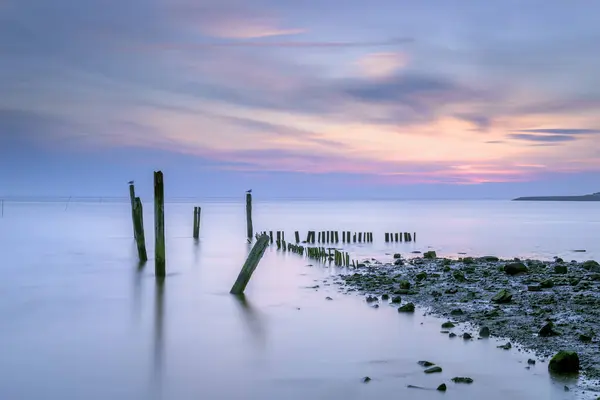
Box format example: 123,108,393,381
513,192,600,201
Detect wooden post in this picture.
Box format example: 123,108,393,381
414,232,416,241
321,231,326,243
282,231,285,241
346,253,350,266
334,231,339,243
347,231,350,243
358,232,362,242
133,197,148,262
385,233,389,242
353,233,356,242
326,231,330,243
154,171,166,278
277,231,281,242
395,233,399,242
246,192,253,239
311,231,316,243
295,231,300,243
342,231,346,242
230,234,270,294
193,207,199,239
129,183,137,239
269,231,274,243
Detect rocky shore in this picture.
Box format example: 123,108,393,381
326,252,600,382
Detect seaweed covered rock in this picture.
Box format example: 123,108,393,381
492,289,512,303
539,321,560,337
548,351,579,374
582,260,600,272
424,251,437,259
504,262,528,276
398,303,415,312
554,265,568,274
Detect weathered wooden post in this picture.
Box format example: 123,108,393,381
154,171,166,278
334,231,339,243
269,231,274,243
385,233,389,242
246,192,253,239
277,231,281,242
133,197,148,262
192,207,201,239
358,232,362,242
129,182,137,239
353,233,357,242
395,233,399,242
295,231,300,243
414,232,416,241
230,234,270,294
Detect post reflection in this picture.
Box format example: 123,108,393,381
152,277,165,396
233,294,266,349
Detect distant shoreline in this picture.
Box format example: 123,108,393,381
513,193,600,201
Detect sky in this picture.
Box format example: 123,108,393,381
1,0,599,198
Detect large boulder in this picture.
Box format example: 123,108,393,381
504,262,528,275
582,260,600,272
548,351,579,374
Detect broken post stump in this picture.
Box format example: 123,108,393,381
154,171,166,278
246,192,253,239
133,197,147,262
230,234,270,294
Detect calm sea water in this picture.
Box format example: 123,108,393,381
0,200,598,400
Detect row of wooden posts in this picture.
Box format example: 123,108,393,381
385,232,415,242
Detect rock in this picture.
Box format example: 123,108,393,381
399,280,411,290
579,333,592,342
463,257,475,264
492,289,512,303
463,333,472,340
449,332,457,338
528,285,542,292
504,262,528,276
554,265,568,274
372,304,379,308
394,289,409,295
451,377,474,384
394,259,404,266
325,296,333,300
423,251,437,259
555,257,564,263
437,383,447,391
415,272,427,281
527,359,536,365
398,303,415,313
497,342,512,350
418,361,435,367
582,260,600,270
424,366,442,374
450,308,464,315
453,271,466,282
362,376,371,383
539,322,559,337
548,351,579,374
381,294,389,300
482,256,499,262
366,296,378,303
445,288,458,294
540,279,554,288
564,385,569,392
441,321,455,328
393,253,402,259
479,327,490,337
391,296,402,303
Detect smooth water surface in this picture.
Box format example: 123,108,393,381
1,200,599,400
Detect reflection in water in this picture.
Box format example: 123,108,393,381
233,294,267,350
132,262,145,324
193,238,200,264
153,278,165,397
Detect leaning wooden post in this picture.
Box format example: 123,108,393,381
133,197,148,262
154,171,166,278
295,231,300,243
246,192,253,239
230,234,270,294
129,183,138,240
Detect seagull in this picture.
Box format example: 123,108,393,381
128,180,134,185
246,189,252,193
